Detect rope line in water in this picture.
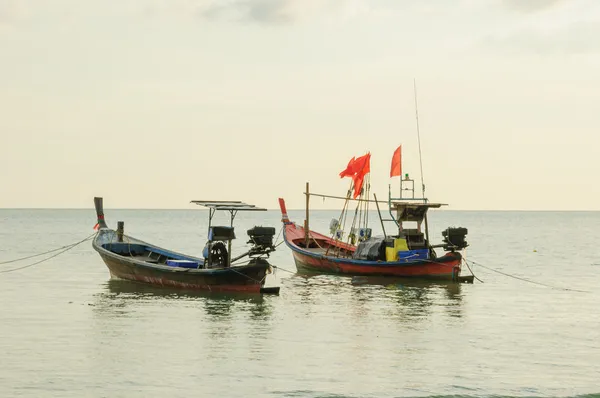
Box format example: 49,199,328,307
467,258,589,293
0,232,97,274
0,242,81,265
462,259,484,284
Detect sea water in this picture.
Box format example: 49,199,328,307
0,209,599,397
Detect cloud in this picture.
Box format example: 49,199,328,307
502,0,568,13
199,0,367,24
202,0,292,24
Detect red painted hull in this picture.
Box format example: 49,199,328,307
282,221,462,280
290,249,461,279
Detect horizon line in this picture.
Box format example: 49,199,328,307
1,207,599,212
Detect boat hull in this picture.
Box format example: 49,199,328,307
99,254,269,293
281,221,462,281
290,247,461,280
93,230,270,293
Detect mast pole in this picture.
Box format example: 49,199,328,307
305,182,310,248
414,78,426,200
399,164,402,200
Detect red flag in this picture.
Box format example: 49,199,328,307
353,174,365,198
390,145,402,177
352,153,371,198
351,153,370,176
339,156,356,178
93,223,100,231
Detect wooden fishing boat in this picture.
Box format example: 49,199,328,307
278,149,474,283
91,197,280,294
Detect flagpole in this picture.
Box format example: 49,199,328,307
398,146,402,199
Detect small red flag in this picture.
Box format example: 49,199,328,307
93,223,99,231
390,145,402,177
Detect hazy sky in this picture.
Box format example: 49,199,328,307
1,0,598,210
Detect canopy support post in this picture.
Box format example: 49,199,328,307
373,193,387,239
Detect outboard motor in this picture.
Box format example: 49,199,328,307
247,226,276,257
442,227,469,251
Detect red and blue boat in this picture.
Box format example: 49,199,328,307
278,149,473,283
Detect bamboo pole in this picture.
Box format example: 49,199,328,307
303,191,387,204
117,221,124,243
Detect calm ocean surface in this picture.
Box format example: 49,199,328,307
0,208,599,398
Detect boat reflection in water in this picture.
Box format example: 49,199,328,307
351,275,464,297
92,279,274,322
351,275,465,320
285,271,465,323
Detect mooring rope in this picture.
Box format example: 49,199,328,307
0,232,97,274
462,258,484,283
271,265,297,274
467,258,589,293
0,241,82,265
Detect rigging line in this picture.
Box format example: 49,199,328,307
328,179,353,256
0,232,97,274
413,78,426,198
469,259,589,293
346,197,362,248
0,238,87,265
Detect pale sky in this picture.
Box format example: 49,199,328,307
1,0,598,210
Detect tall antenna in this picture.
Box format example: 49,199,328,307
413,78,426,200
